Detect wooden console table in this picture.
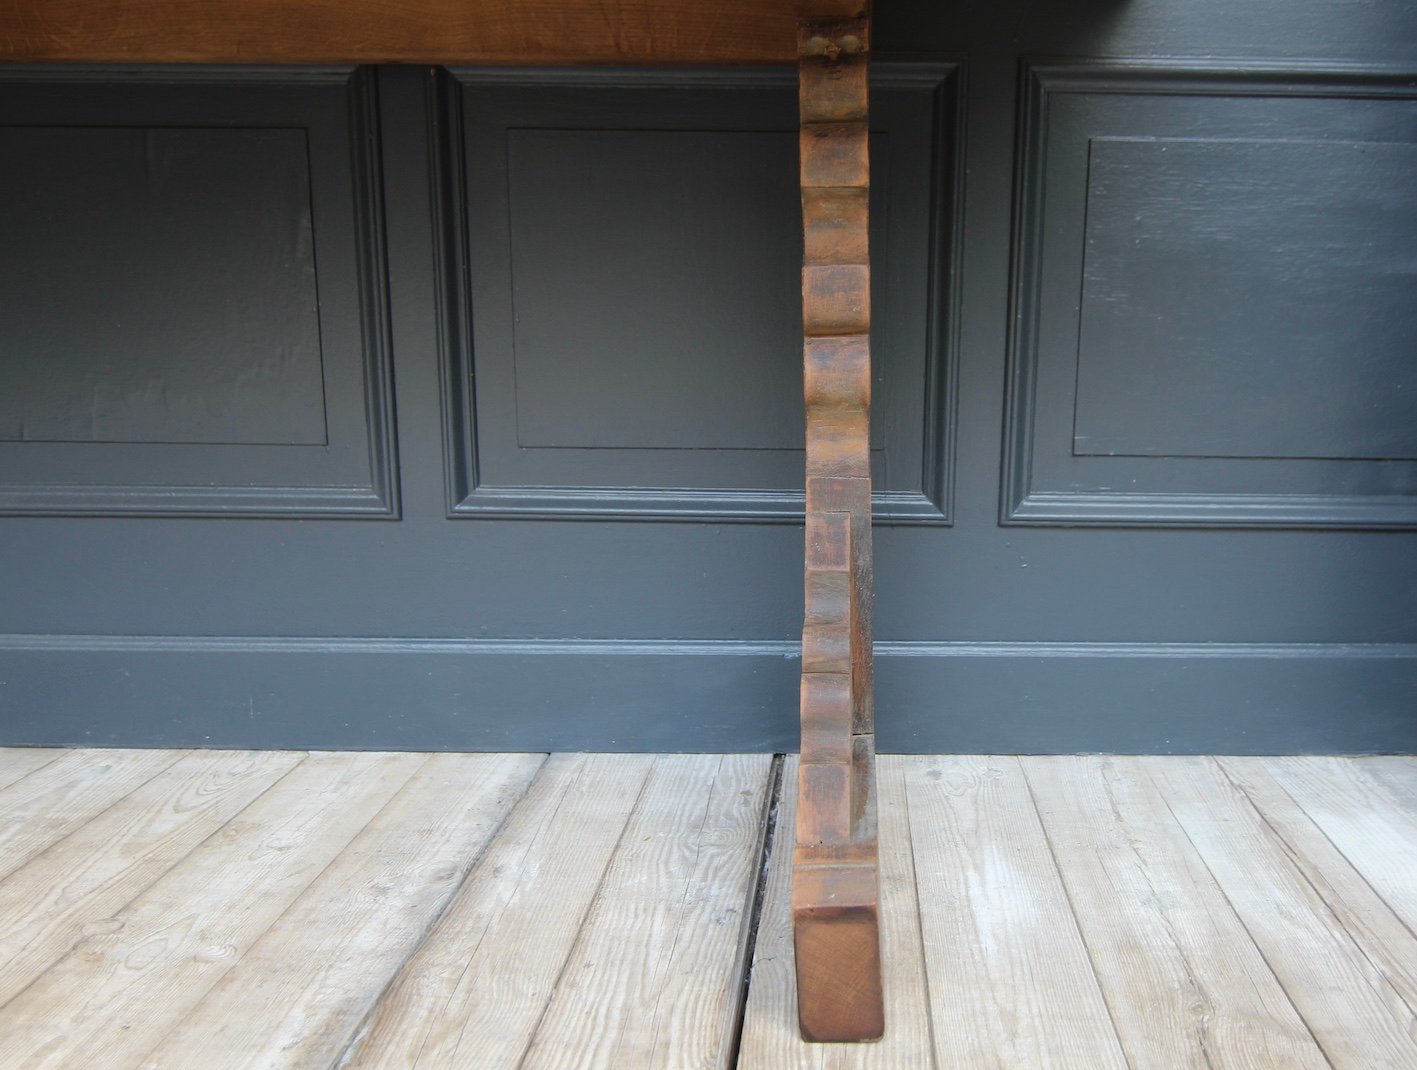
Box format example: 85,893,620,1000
2,0,886,1042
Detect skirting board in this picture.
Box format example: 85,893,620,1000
0,635,1413,753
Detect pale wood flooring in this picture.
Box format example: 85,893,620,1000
0,749,1413,1068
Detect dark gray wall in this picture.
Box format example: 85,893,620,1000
1,0,1415,752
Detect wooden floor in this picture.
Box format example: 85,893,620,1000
0,750,1414,1068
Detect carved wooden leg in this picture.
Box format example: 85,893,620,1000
793,0,884,1044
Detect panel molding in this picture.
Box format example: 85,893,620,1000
1009,491,1417,528
0,66,399,518
7,632,1412,660
436,63,962,523
1002,61,1417,529
2,632,1412,753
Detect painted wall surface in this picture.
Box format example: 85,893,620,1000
1,0,1415,751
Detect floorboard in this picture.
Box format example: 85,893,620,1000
1024,756,1326,1069
140,752,545,1069
1215,758,1417,1049
344,753,656,1068
1251,756,1417,935
0,748,183,883
0,751,426,1068
1147,756,1417,1068
0,749,301,1007
519,754,772,1070
903,755,1129,1070
1356,756,1417,813
0,748,64,792
0,749,1413,1068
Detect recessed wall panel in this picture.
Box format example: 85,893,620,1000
0,69,396,516
508,128,804,451
1005,64,1417,527
0,126,326,447
441,66,960,522
1074,136,1417,461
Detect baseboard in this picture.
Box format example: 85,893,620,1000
1,635,1413,753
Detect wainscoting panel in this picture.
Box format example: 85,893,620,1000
1004,64,1417,528
439,65,961,522
1,23,1415,754
0,68,397,516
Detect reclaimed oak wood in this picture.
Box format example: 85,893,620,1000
0,0,798,64
793,0,883,1044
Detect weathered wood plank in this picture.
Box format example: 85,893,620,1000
0,749,63,791
521,753,772,1069
0,0,798,65
0,747,1409,1068
645,756,775,1068
1147,756,1417,1068
1354,756,1417,814
743,756,824,1069
904,755,1128,1069
1024,756,1327,1069
0,748,302,1007
0,751,426,1069
138,752,545,1069
741,755,935,1068
1250,756,1417,934
1216,757,1417,1046
343,753,655,1069
0,747,182,882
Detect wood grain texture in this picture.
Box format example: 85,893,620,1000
521,754,772,1068
138,752,544,1069
0,749,62,791
0,0,798,64
793,3,881,1043
0,751,426,1069
1146,757,1417,1068
634,755,776,1068
905,756,1129,1069
1214,758,1417,1046
0,749,302,1008
343,754,656,1068
1247,756,1417,934
1355,755,1417,813
1023,756,1327,1069
0,750,1412,1066
0,748,182,883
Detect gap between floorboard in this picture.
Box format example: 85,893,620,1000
726,753,786,1070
